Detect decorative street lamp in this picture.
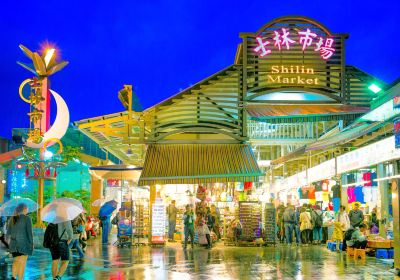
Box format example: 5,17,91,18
17,44,69,227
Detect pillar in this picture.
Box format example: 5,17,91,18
391,178,400,270
149,185,156,243
0,167,5,204
377,163,390,237
36,162,45,228
340,174,348,210
90,176,102,215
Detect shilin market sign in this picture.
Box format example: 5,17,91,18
254,28,335,60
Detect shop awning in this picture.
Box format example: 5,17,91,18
306,122,383,151
246,104,369,123
138,144,263,186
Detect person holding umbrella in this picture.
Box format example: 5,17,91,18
99,200,117,245
7,203,33,280
41,198,82,280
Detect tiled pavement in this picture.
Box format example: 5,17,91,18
0,238,398,279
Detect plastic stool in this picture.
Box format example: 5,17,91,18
388,249,394,259
376,249,389,259
347,247,354,256
329,242,337,251
326,242,331,249
339,242,343,251
354,249,366,260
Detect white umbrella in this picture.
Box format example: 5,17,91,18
92,198,107,207
56,197,84,210
0,198,38,216
42,199,83,224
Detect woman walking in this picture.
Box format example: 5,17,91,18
7,203,33,280
299,207,313,246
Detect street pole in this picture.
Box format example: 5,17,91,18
391,178,400,273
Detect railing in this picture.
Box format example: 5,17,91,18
248,121,336,140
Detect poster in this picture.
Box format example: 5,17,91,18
151,202,166,244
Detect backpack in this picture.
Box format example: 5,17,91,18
283,210,295,223
43,223,65,248
344,228,356,241
314,212,323,228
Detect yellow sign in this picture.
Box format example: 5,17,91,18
267,65,318,85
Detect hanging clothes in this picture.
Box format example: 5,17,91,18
362,172,372,187
354,186,365,204
331,185,340,198
347,187,356,203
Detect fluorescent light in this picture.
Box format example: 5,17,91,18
368,84,382,94
342,180,371,187
373,174,400,182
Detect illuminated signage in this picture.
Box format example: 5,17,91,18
394,118,400,149
267,65,318,85
254,28,335,60
337,136,400,173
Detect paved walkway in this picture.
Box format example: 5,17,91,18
0,238,398,279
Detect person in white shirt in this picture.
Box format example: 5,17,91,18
336,206,350,231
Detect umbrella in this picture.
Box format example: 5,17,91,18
92,198,107,207
99,200,117,217
56,197,84,210
0,198,38,216
42,199,83,224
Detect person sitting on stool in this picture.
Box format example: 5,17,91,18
347,223,368,249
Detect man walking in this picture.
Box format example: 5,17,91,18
183,205,195,250
283,204,296,245
50,221,73,280
349,203,364,228
167,200,178,242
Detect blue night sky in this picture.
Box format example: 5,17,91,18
0,0,399,138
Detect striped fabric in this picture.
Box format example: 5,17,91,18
138,144,262,186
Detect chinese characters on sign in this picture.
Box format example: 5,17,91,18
254,28,335,60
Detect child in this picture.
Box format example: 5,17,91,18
332,221,344,252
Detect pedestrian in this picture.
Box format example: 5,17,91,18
347,224,368,249
100,214,111,244
322,207,334,243
196,214,212,249
183,205,195,250
282,204,295,245
6,203,33,280
70,214,85,258
336,206,350,231
294,207,301,246
0,215,9,249
311,205,323,244
299,207,313,245
332,221,344,252
49,220,73,280
210,204,221,240
167,200,178,242
348,202,364,228
276,203,285,243
205,207,215,235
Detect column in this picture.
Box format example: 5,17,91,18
149,185,156,243
90,176,102,215
377,163,389,237
391,178,400,270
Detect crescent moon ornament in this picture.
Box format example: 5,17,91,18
40,138,63,160
26,89,70,149
19,78,33,103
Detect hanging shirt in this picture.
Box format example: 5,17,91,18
371,172,378,187
315,182,323,192
322,192,330,202
354,186,365,204
308,187,316,199
363,172,372,187
362,187,373,203
331,185,340,198
347,187,356,203
315,191,323,202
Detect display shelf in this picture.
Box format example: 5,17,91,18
238,201,261,241
264,203,276,245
